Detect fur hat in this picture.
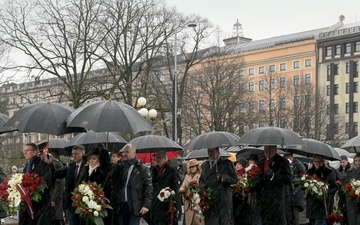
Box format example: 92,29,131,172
236,157,247,167
248,153,259,163
188,159,200,167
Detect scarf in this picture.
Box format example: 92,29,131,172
88,163,100,176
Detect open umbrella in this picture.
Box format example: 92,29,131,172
37,138,69,155
237,126,305,147
0,113,18,134
341,136,360,152
184,131,240,150
285,138,340,160
129,135,182,153
136,150,179,164
65,130,128,152
182,148,231,160
66,100,152,134
4,101,82,135
333,147,352,158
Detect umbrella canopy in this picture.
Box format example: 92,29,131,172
235,146,285,162
37,138,69,155
66,100,152,134
182,148,231,160
4,101,82,135
184,131,240,150
136,150,179,164
0,113,18,134
129,135,182,153
285,138,341,161
65,130,128,152
341,136,360,152
237,126,305,147
333,147,352,158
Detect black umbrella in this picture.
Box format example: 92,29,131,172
4,101,83,135
285,138,340,161
0,113,18,134
129,135,182,153
236,126,305,146
340,136,360,152
333,147,352,158
235,146,286,162
65,130,128,152
182,148,230,160
184,131,240,150
66,100,152,134
37,138,69,155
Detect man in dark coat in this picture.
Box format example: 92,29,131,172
149,150,181,225
253,145,292,225
199,147,238,225
346,153,360,225
306,155,338,225
19,143,52,225
64,145,86,225
111,144,153,225
284,152,306,225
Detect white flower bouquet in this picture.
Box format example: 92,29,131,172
157,187,175,202
295,174,328,199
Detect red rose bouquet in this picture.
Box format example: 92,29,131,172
0,172,47,218
192,187,215,220
343,178,360,200
327,208,344,225
72,181,112,225
245,164,262,188
231,176,249,197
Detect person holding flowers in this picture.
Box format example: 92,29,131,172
179,158,204,225
305,155,338,225
344,152,360,225
19,143,52,225
199,147,237,225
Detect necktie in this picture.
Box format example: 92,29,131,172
74,164,79,185
264,159,270,173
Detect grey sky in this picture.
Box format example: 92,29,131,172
166,0,360,40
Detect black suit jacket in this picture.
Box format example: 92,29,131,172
64,158,87,209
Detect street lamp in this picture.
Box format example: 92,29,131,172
172,23,197,143
137,97,157,121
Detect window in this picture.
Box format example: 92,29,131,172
270,78,276,89
259,100,265,112
355,82,359,93
327,85,330,96
293,61,300,68
198,89,203,98
346,62,350,74
326,46,332,56
239,70,244,76
356,41,360,52
345,82,360,94
270,99,276,110
280,98,286,110
280,117,287,128
305,59,312,67
346,103,350,113
249,68,254,75
239,83,245,93
334,104,339,114
259,80,265,91
305,73,311,84
190,90,196,98
249,101,255,113
345,43,351,54
249,82,254,92
334,84,339,95
305,94,311,107
269,65,275,72
280,63,286,71
239,103,245,113
355,62,359,77
293,75,300,86
259,66,265,74
355,102,359,113
294,95,300,108
280,77,286,88
346,83,350,94
335,45,341,55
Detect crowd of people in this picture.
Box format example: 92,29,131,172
2,142,360,225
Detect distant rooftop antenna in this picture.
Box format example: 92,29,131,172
232,19,243,43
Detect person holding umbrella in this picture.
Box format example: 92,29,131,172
345,153,360,225
305,155,337,225
253,145,292,225
199,147,237,225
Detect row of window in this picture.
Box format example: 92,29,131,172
327,82,359,95
243,74,312,92
241,59,312,76
326,62,359,78
327,102,359,114
325,41,360,57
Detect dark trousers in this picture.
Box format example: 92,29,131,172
118,203,141,225
66,207,80,225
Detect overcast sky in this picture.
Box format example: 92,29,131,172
166,0,360,40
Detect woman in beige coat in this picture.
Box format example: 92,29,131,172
180,159,204,225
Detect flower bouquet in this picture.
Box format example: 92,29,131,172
231,176,249,197
343,178,360,201
327,208,345,225
0,172,47,218
295,174,328,199
157,187,176,225
245,164,262,189
192,187,215,220
72,181,112,225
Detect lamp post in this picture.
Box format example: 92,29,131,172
172,23,197,143
137,97,157,122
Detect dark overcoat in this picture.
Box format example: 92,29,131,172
199,157,237,225
346,166,360,225
305,164,337,220
50,158,65,221
253,154,292,225
150,163,180,225
19,156,52,225
289,159,306,210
